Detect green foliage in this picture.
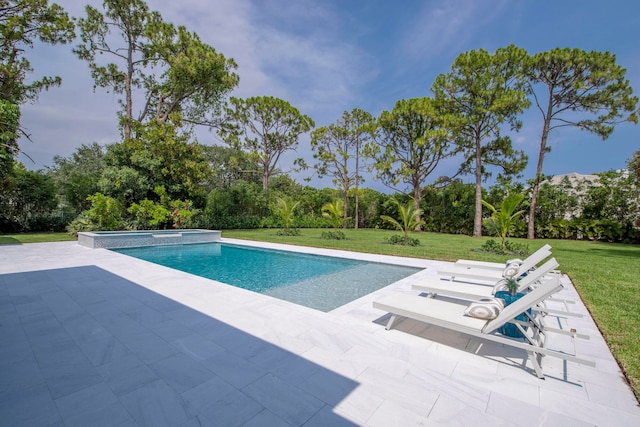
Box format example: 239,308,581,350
271,197,300,232
197,214,262,230
322,199,349,229
201,145,261,190
219,96,315,192
481,193,526,248
0,162,59,232
533,178,579,222
0,100,20,179
0,0,74,170
368,97,454,207
46,143,106,212
65,212,97,235
380,198,425,243
83,193,124,231
505,278,519,296
98,165,151,206
582,170,639,226
432,45,530,237
348,188,386,229
628,150,640,182
479,239,529,256
275,228,301,236
101,119,210,203
385,234,421,246
127,199,170,229
421,181,475,234
320,230,347,240
74,0,158,138
127,186,197,229
141,21,239,126
311,108,375,224
526,47,639,238
211,180,264,215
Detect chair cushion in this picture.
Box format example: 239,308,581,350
464,297,505,320
502,261,521,278
492,279,509,295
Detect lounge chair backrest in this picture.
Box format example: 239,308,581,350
515,248,552,277
517,257,559,289
483,274,563,334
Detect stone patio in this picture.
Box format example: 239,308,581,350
1,239,638,426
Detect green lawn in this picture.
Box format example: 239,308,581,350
2,228,639,400
0,232,77,245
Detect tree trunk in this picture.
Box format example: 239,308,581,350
527,96,553,239
343,182,349,229
262,165,269,193
124,41,134,140
473,135,483,237
413,180,422,231
354,147,360,230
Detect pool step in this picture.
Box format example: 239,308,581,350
262,263,420,312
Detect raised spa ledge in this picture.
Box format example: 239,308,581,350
78,229,221,249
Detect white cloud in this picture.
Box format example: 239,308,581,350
399,0,509,61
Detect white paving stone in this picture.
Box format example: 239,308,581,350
0,239,638,426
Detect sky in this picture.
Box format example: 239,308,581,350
18,0,640,192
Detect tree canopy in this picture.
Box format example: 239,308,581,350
220,96,314,192
74,0,238,138
432,45,530,237
311,108,375,227
369,97,455,225
0,0,75,178
525,47,639,239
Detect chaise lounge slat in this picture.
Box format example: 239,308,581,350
440,246,552,282
413,258,560,301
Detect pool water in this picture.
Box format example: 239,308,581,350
112,243,422,312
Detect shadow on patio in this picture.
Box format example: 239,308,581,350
0,265,359,426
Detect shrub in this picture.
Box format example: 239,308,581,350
385,234,421,246
479,239,528,256
320,230,347,240
275,228,301,236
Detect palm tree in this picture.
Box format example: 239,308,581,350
322,199,350,230
273,197,300,233
481,193,526,248
380,198,425,244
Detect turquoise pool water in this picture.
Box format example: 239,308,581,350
112,243,422,311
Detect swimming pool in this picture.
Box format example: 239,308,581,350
112,242,422,312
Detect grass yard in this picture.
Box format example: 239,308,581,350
2,228,639,400
0,232,77,245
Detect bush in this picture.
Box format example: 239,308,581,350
25,215,68,232
479,239,529,256
66,213,99,236
320,230,347,240
275,228,301,236
385,234,421,246
197,214,262,230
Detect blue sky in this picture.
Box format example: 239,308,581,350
19,0,640,192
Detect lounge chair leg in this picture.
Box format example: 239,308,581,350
385,314,398,330
528,351,545,379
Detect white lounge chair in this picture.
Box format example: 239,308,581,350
438,246,553,283
454,244,552,271
414,258,561,301
417,258,577,316
372,276,594,379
